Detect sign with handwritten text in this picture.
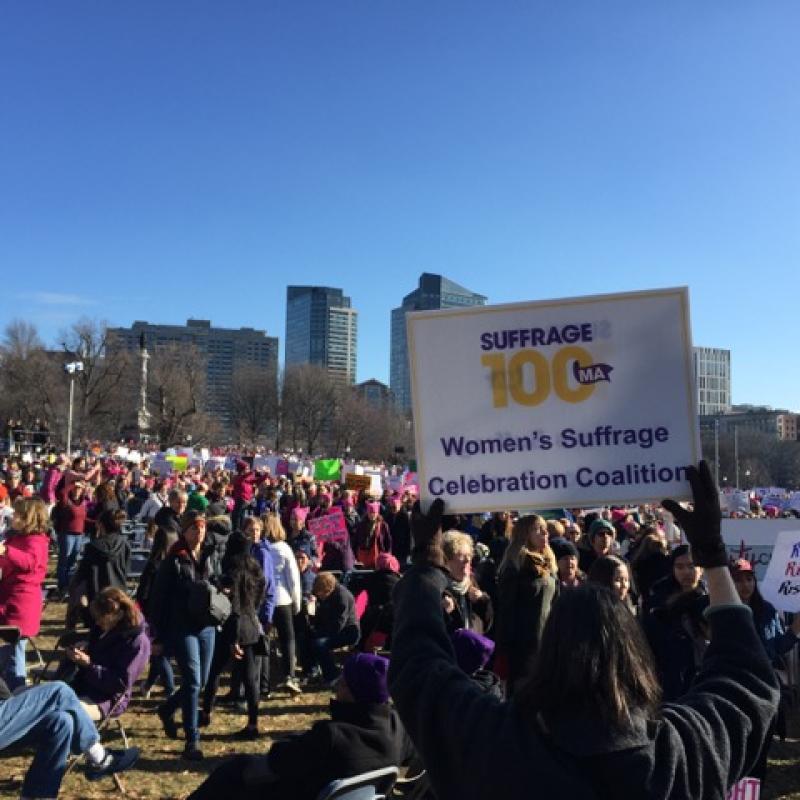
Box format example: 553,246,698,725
759,530,800,613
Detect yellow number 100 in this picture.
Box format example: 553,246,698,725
480,346,596,408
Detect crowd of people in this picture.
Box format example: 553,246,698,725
0,449,798,798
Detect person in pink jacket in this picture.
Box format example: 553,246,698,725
0,496,50,689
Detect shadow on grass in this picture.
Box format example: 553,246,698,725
263,703,328,715
131,754,234,774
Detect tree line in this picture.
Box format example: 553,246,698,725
0,318,414,462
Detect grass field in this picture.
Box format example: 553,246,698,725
2,596,799,799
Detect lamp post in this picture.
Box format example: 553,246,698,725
64,361,84,456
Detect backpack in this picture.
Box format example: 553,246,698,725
187,580,232,629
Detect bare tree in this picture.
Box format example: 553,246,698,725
281,364,338,454
0,320,64,437
147,342,213,446
61,318,132,441
231,365,279,446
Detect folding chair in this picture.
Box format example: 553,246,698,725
316,767,399,800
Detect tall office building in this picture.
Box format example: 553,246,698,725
390,273,487,411
285,286,357,383
109,319,278,430
692,346,731,415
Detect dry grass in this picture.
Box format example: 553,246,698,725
1,597,331,799
2,591,799,799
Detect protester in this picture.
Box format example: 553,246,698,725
645,543,704,614
352,501,391,568
202,531,266,739
135,478,168,523
350,552,401,651
62,587,150,721
551,539,584,588
71,508,131,611
587,554,634,612
245,515,276,697
629,530,672,604
441,531,493,635
135,525,176,697
0,497,50,689
151,510,218,760
307,572,359,686
451,628,502,699
187,653,412,800
54,477,89,595
578,517,615,573
153,488,187,547
388,462,780,800
495,516,557,688
263,512,302,693
731,557,800,770
0,678,140,796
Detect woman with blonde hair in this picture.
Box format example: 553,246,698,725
0,496,50,688
263,512,302,693
441,531,493,634
495,515,558,691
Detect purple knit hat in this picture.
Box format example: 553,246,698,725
343,653,390,704
451,629,495,675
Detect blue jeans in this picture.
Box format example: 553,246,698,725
57,532,85,591
162,627,215,744
0,638,27,691
146,651,176,695
0,681,98,798
311,626,360,682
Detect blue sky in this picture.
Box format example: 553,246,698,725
2,2,798,409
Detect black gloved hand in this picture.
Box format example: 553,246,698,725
411,498,446,568
662,460,727,568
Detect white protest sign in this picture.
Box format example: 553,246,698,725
720,490,750,514
408,287,699,513
253,455,277,473
759,530,800,612
720,519,800,581
150,458,172,477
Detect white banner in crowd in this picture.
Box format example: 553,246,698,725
759,530,800,613
721,519,800,582
720,490,750,514
408,287,700,513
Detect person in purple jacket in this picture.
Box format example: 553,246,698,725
63,587,151,720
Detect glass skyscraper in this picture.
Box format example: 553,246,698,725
692,346,731,415
390,273,487,411
285,286,358,383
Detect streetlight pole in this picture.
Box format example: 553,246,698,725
64,361,84,456
714,419,720,487
734,426,739,489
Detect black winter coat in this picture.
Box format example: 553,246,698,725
388,565,779,800
313,584,358,639
149,538,219,639
153,506,181,545
495,561,557,681
187,700,413,800
73,533,131,602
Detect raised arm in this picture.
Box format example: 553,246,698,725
659,463,780,793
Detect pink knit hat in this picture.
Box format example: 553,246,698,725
292,506,309,524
